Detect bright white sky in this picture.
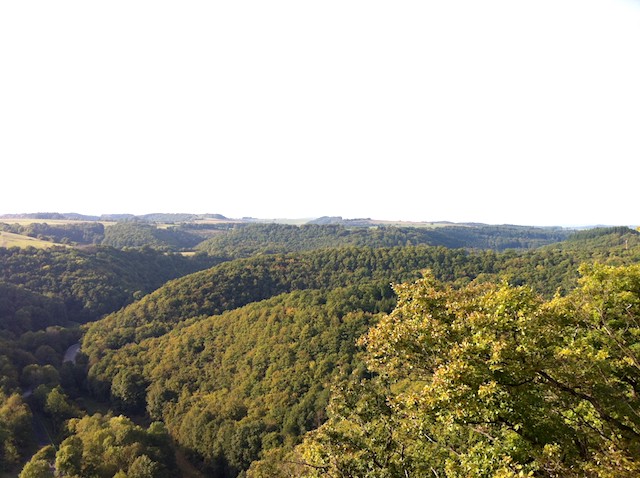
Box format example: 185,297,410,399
1,1,639,226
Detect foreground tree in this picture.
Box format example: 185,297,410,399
260,264,640,477
18,459,54,478
0,392,32,471
20,413,175,478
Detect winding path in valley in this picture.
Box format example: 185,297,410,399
63,342,81,364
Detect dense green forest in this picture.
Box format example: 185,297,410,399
88,284,394,477
1,223,639,477
83,228,640,365
0,246,218,389
0,246,219,474
1,220,571,253
259,264,640,477
0,246,219,323
195,223,571,257
81,246,484,362
101,223,205,250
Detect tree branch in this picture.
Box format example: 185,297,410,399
537,371,640,439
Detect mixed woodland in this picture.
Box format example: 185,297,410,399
0,218,639,477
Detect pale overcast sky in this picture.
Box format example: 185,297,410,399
1,1,639,226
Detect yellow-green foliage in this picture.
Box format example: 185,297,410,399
272,264,640,477
5,228,640,477
84,230,640,366
0,392,32,471
82,231,640,477
20,413,175,478
88,284,395,476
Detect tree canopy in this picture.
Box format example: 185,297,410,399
196,223,572,258
3,226,640,477
19,413,176,478
265,264,640,477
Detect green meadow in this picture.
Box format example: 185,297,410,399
0,231,66,249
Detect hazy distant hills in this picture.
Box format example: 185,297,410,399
1,211,635,257
0,212,230,222
0,211,586,254
1,212,631,229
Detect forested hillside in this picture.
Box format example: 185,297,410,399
88,284,395,476
75,228,639,477
0,246,219,323
0,246,220,473
2,225,639,477
0,219,572,253
261,264,640,477
83,228,640,364
101,222,206,250
0,282,77,393
0,246,218,391
81,246,483,362
196,223,571,257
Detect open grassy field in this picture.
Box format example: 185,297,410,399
0,231,66,249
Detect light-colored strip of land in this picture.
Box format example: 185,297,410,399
0,218,116,227
0,231,67,249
